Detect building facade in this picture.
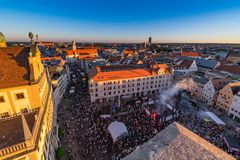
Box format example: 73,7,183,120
88,64,174,102
66,41,98,63
189,77,209,101
174,59,197,74
228,93,240,120
0,35,58,160
202,78,229,105
216,82,240,112
51,67,70,107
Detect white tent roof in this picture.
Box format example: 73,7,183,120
107,121,128,142
205,112,225,125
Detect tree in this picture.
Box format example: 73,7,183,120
58,127,64,139
56,147,64,160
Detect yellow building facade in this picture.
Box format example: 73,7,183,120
0,34,58,160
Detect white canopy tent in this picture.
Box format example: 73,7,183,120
205,112,225,125
108,121,128,142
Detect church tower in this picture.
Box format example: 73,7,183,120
148,36,152,46
28,32,44,82
72,40,76,50
0,32,7,48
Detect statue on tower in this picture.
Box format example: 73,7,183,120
28,32,34,45
36,34,40,44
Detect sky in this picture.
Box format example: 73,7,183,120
1,0,240,43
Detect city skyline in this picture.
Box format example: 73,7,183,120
1,0,240,43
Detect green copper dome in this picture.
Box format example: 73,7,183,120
0,32,6,42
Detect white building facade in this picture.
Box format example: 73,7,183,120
88,64,174,102
229,93,240,120
52,67,70,107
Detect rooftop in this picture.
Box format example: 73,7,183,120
175,59,194,68
211,78,229,90
179,56,219,69
216,64,240,75
67,48,98,56
193,76,209,85
0,47,31,89
88,64,171,82
0,110,38,150
181,51,201,57
123,122,235,160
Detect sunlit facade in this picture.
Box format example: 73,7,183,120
0,35,58,160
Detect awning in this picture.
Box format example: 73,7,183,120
205,112,225,125
107,121,128,142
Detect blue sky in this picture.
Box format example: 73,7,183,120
1,0,240,43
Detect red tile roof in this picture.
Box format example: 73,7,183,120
175,59,194,68
0,47,31,89
211,78,229,90
88,64,170,82
181,51,200,57
216,65,240,75
67,48,98,56
41,56,62,61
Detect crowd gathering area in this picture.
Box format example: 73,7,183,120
58,64,239,160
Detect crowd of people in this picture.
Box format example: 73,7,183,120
58,63,239,160
178,113,226,149
176,96,239,159
58,64,174,160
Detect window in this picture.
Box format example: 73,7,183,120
95,83,98,86
95,94,98,97
16,93,24,100
21,108,28,113
95,89,98,92
1,112,9,118
0,96,4,103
